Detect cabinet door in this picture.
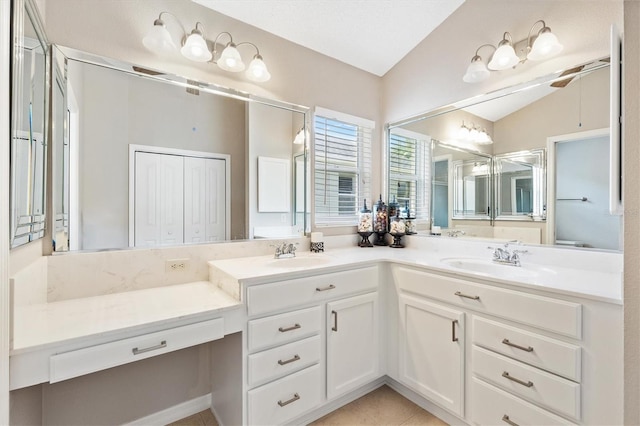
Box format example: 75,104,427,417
327,292,379,400
399,293,465,417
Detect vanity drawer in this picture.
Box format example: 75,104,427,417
248,364,322,426
49,317,224,383
473,346,580,420
248,306,321,352
393,266,582,339
473,317,581,382
247,266,377,316
471,378,576,425
248,335,321,388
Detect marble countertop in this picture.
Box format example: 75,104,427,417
12,281,241,354
209,245,623,305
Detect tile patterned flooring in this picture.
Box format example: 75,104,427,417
169,385,448,425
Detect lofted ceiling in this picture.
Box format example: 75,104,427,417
192,0,465,77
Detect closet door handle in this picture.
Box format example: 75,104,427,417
278,324,301,333
502,338,534,352
331,310,338,332
502,414,519,426
502,371,534,387
452,320,459,342
277,393,300,407
454,291,480,300
277,354,301,366
132,340,167,356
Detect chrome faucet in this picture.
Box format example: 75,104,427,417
488,243,527,267
273,242,298,259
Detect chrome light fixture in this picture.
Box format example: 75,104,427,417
458,121,493,145
143,12,272,82
463,19,563,83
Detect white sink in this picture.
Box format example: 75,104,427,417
267,255,332,269
440,257,555,280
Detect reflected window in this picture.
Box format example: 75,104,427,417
314,109,373,226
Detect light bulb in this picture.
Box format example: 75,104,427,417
218,43,245,72
246,55,271,82
142,21,176,54
528,29,563,61
181,31,212,62
463,55,490,83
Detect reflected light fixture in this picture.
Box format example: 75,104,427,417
143,12,271,83
458,121,493,145
293,128,305,145
463,19,563,83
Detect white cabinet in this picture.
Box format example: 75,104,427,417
326,292,379,400
398,293,465,417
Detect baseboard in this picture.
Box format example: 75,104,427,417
125,393,212,426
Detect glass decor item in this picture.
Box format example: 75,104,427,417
373,194,388,246
358,199,373,247
389,212,406,248
403,200,417,235
388,195,399,227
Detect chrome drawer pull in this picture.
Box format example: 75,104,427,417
502,338,534,352
278,323,301,333
452,320,459,342
277,354,301,366
332,310,338,332
502,414,519,426
316,284,336,292
455,291,480,300
132,340,167,356
502,371,534,387
277,393,300,407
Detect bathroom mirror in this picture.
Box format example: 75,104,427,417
494,149,545,221
50,45,309,252
10,0,49,248
388,57,621,248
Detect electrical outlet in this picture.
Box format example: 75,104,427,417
165,259,189,272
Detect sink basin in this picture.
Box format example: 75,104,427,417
267,255,332,269
440,257,554,280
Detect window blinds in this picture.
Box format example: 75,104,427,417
314,108,373,226
388,129,431,221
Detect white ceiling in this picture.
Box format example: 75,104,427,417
192,0,465,77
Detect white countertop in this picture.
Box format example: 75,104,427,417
12,281,241,354
209,245,623,304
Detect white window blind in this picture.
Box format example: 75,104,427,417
388,128,430,221
314,108,373,226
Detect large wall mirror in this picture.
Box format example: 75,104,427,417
387,57,622,250
10,0,49,248
51,45,309,252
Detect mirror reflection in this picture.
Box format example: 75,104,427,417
10,0,48,248
388,60,621,249
51,46,308,252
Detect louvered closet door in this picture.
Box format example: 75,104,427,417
184,157,226,243
134,152,184,247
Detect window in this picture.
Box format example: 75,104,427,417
388,129,430,220
314,107,373,226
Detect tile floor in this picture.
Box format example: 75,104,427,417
168,385,448,425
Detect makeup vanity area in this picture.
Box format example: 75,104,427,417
7,0,625,425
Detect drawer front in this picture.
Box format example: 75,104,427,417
248,306,321,352
471,378,576,425
248,364,322,426
248,335,321,388
393,266,582,339
247,266,377,316
473,317,581,382
50,318,224,383
473,346,581,420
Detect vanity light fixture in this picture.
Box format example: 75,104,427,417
143,12,271,82
293,127,305,145
463,20,563,83
458,121,493,145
